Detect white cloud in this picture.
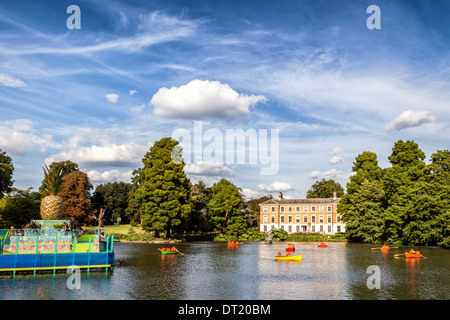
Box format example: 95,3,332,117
105,93,119,103
329,156,344,165
0,119,54,155
87,169,132,183
184,161,234,177
329,147,343,156
45,142,148,168
150,79,267,120
130,104,145,113
0,73,25,87
129,90,137,95
386,110,437,131
258,181,295,192
241,188,261,199
310,169,349,180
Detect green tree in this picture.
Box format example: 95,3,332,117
0,149,14,198
207,178,243,232
0,188,41,228
306,179,345,198
338,151,385,242
341,180,386,243
403,150,450,246
92,182,133,225
188,181,212,232
382,140,426,243
227,216,248,238
131,137,192,238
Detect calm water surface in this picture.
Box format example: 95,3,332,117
1,242,448,300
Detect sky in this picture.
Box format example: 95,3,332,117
0,0,449,199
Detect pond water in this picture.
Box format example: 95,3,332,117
0,242,448,300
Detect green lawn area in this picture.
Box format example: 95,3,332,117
104,224,145,234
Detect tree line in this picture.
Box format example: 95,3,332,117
338,140,449,247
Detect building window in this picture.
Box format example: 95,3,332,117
328,225,332,233
303,206,308,212
264,225,267,232
327,215,332,223
295,215,300,223
271,225,275,230
271,215,275,223
288,215,293,223
320,225,323,232
319,215,324,223
319,206,324,212
263,206,268,212
280,215,285,223
303,215,308,223
280,206,285,212
311,206,316,212
263,215,268,223
288,206,292,212
327,206,332,212
312,225,315,232
302,226,307,232
280,225,284,230
271,206,275,212
337,226,341,233
311,215,316,223
296,206,300,212
296,225,300,232
288,225,292,232
336,215,341,223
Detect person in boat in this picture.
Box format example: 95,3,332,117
286,251,291,257
171,246,177,251
277,252,282,257
409,249,416,254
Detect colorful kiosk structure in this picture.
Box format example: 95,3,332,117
0,220,114,276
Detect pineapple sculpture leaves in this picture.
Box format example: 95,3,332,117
40,164,64,219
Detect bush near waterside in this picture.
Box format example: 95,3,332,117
286,232,347,242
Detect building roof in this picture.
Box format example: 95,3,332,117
259,198,341,206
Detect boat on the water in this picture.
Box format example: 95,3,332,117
159,248,182,255
275,254,302,262
317,242,328,248
0,220,114,276
227,241,240,247
405,252,423,258
285,244,295,252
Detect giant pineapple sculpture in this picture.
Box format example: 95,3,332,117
40,164,64,219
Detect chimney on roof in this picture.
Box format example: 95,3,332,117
278,192,283,200
333,190,337,200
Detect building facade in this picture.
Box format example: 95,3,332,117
259,192,345,235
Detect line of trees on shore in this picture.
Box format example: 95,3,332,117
338,140,449,247
0,138,448,247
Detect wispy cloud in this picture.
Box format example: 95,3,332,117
386,110,437,131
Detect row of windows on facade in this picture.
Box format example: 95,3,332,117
262,224,343,233
262,214,342,224
262,205,334,213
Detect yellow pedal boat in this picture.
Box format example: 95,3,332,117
274,254,302,261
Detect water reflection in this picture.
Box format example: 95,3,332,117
0,242,448,300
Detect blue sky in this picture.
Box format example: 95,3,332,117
0,0,449,198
